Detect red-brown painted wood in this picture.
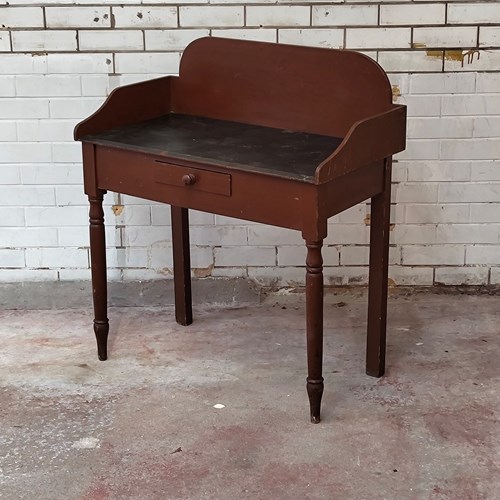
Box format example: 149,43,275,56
171,206,193,326
94,147,320,233
172,37,393,138
75,77,172,140
88,191,109,361
306,240,324,423
75,37,406,422
316,107,406,182
366,158,393,377
155,160,232,197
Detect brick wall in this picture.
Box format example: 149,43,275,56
1,1,499,286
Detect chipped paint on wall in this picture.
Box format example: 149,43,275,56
193,265,214,279
460,49,480,65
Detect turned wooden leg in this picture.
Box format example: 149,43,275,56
89,191,109,361
171,206,193,326
305,240,324,423
366,158,392,377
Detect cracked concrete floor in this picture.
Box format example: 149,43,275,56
1,292,499,499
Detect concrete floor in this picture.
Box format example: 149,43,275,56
1,290,499,499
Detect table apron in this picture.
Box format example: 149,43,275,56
93,146,320,232
90,147,386,233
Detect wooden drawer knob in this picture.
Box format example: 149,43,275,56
182,173,196,186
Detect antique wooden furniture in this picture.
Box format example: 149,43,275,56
75,37,406,423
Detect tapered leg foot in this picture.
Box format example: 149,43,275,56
89,191,109,361
305,239,324,423
366,365,385,378
307,377,324,423
93,319,109,361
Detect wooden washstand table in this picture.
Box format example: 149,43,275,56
75,37,406,423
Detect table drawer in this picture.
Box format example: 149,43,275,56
153,160,231,197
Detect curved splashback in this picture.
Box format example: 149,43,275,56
172,36,393,137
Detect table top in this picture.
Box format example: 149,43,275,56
82,113,343,182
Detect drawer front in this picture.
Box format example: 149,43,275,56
154,160,231,197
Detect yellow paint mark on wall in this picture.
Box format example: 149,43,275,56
444,50,466,62
111,205,123,216
412,42,427,49
424,48,481,67
391,85,401,101
425,50,444,59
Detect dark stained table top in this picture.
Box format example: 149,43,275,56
82,113,343,182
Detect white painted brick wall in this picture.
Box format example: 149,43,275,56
480,27,500,47
380,4,446,26
1,0,500,287
0,98,49,118
79,31,144,51
346,28,411,49
402,245,465,266
145,29,210,50
45,7,111,28
214,28,276,42
448,3,500,25
15,76,81,97
312,5,378,26
378,51,442,72
179,6,244,27
413,27,478,48
112,6,177,28
1,7,44,28
246,6,310,27
0,31,11,51
409,73,476,94
25,247,89,268
215,246,275,267
435,267,489,286
12,31,78,52
278,28,343,48
114,53,180,74
47,54,113,74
